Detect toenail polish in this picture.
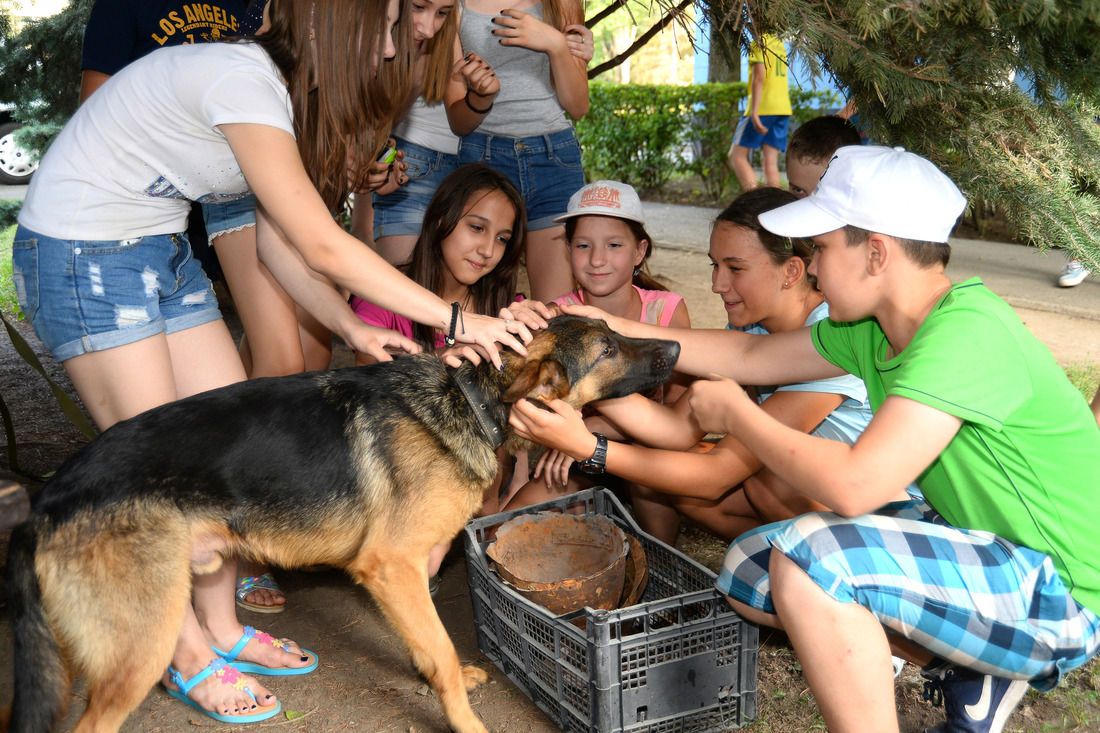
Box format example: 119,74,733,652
301,655,309,661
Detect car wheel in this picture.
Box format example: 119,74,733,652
0,121,39,185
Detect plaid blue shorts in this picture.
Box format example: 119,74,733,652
717,498,1100,691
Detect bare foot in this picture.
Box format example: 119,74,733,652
163,657,277,716
237,566,287,609
243,584,285,608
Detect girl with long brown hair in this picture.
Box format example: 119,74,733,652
12,0,532,719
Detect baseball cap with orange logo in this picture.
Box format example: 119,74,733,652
554,180,646,225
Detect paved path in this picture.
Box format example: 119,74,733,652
640,201,1100,322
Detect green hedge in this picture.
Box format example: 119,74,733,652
576,82,840,199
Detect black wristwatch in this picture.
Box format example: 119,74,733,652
577,433,608,475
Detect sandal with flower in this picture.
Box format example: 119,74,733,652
235,573,285,614
166,658,281,723
213,625,319,676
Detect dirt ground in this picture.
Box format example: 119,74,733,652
1,244,1098,732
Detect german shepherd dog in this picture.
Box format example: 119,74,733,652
4,315,679,733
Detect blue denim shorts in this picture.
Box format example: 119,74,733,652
201,194,257,243
458,128,584,230
373,139,460,240
11,225,222,362
732,115,790,152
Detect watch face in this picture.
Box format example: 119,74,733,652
578,460,605,475
579,434,608,475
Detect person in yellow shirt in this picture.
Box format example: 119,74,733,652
727,33,792,190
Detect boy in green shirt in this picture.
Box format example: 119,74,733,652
511,145,1100,733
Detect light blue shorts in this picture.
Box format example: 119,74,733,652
732,115,790,151
718,498,1100,691
201,194,257,243
373,139,459,240
11,225,222,362
458,128,584,231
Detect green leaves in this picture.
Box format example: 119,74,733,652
576,82,836,198
741,0,1100,265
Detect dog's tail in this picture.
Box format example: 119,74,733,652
5,520,70,733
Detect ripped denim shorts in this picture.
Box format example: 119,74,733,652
11,225,222,362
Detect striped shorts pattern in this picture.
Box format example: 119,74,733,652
716,499,1100,690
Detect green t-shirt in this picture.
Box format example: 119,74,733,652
811,278,1100,614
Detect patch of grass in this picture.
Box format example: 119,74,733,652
0,224,19,317
1039,662,1100,730
1065,361,1100,402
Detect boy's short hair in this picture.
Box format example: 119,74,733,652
844,225,951,268
758,145,968,244
787,116,862,164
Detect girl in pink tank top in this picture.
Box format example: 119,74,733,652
551,180,691,358
499,181,692,510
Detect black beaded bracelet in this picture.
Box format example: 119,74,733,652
464,93,493,115
445,301,463,346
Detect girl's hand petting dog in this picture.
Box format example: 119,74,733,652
439,343,490,368
459,313,532,368
500,299,553,332
555,301,614,326
509,397,595,463
439,301,550,367
344,323,422,363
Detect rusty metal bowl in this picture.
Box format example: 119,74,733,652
486,512,629,616
619,534,648,608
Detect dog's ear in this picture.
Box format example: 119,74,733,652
502,359,570,403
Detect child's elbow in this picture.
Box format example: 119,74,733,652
829,482,897,518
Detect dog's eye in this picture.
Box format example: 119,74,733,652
601,345,614,358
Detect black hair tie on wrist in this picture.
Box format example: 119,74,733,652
464,93,493,115
445,302,464,346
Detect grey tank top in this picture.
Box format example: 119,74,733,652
459,4,572,138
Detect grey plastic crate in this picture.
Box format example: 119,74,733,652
463,488,758,733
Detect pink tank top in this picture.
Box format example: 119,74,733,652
551,285,684,327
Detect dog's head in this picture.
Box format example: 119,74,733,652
500,315,680,409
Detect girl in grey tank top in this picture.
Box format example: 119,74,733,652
457,0,590,303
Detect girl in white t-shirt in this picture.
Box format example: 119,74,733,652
12,0,538,722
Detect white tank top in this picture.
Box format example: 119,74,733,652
393,96,460,155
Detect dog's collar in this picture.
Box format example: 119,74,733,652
452,368,506,450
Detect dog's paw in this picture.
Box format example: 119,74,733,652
461,664,490,691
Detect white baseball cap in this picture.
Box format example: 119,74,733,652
554,180,646,225
759,145,967,243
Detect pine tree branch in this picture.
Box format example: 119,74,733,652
586,0,631,30
588,0,694,79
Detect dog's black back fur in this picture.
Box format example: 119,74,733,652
32,315,679,529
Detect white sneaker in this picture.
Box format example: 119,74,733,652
1059,261,1090,287
893,655,906,678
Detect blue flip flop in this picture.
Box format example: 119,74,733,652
213,625,319,676
166,658,281,723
